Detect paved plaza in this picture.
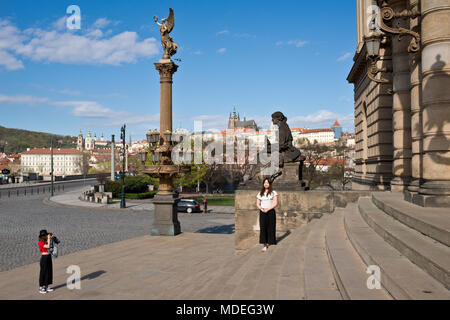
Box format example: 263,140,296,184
0,184,234,273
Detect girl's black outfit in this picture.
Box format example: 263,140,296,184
39,255,53,287
259,209,277,245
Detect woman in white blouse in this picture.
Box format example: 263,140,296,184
256,178,278,252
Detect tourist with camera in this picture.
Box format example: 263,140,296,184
38,229,58,294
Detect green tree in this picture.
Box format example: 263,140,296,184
175,164,208,192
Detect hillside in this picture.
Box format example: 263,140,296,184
0,126,76,154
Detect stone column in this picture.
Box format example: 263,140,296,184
406,0,423,199
413,0,450,207
152,59,181,236
390,0,413,191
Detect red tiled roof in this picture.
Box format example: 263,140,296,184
302,128,333,133
332,120,341,127
0,158,11,170
305,158,346,166
22,148,82,155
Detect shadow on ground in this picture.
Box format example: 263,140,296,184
195,224,235,234
277,230,291,244
53,270,106,290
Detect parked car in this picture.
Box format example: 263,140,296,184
177,199,202,213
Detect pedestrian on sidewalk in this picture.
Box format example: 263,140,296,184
256,178,278,252
38,230,55,294
203,197,208,213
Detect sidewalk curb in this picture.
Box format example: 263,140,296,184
43,195,235,214
42,197,136,212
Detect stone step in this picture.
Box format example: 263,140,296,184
304,215,342,300
252,234,294,300
372,192,450,246
325,208,392,300
345,201,450,300
359,197,450,289
229,243,277,300
277,220,318,300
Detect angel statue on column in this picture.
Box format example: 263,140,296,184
154,8,178,59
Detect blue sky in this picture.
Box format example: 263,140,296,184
0,0,357,141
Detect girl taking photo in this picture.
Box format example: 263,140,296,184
256,178,278,252
38,229,54,294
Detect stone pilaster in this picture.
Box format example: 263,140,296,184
406,0,424,198
413,0,450,207
390,0,413,191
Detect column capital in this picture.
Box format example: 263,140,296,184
154,60,179,82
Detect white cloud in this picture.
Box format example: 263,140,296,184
93,18,111,29
0,93,125,119
0,93,49,105
89,114,160,127
56,89,83,96
290,110,354,129
85,29,103,39
0,50,24,70
52,100,127,118
217,48,227,54
51,17,67,31
287,40,308,48
0,18,159,70
337,52,352,62
191,114,228,132
276,40,308,48
192,50,203,55
216,30,229,36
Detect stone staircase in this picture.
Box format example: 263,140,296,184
190,192,450,300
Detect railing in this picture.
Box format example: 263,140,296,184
0,178,97,199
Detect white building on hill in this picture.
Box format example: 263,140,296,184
21,148,83,176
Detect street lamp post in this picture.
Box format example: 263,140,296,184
120,125,126,209
51,139,54,196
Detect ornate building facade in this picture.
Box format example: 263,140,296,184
347,0,449,207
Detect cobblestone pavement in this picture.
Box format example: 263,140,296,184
0,182,234,272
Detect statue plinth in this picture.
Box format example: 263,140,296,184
238,161,308,191
272,162,309,191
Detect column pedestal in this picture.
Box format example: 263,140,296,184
151,193,181,236
412,181,450,207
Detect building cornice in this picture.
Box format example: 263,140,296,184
347,44,368,84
